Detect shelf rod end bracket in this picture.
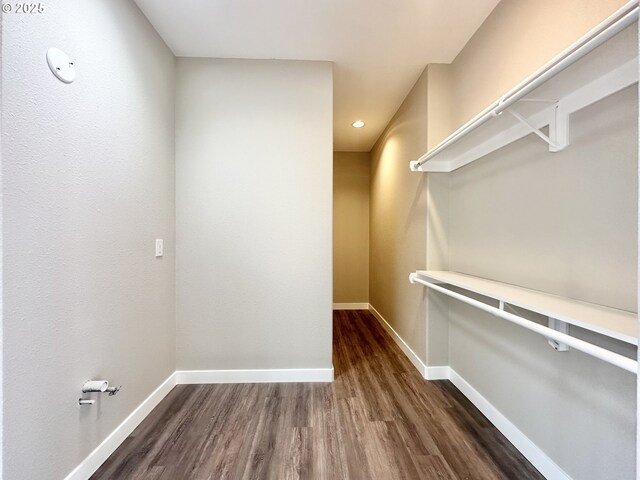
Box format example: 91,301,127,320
409,161,423,172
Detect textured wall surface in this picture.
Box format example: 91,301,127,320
333,152,370,304
446,85,637,480
176,58,333,370
0,13,4,480
2,2,176,479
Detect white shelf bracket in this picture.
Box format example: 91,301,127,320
505,103,569,153
549,104,570,152
548,317,570,352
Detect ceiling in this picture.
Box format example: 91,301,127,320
134,0,499,152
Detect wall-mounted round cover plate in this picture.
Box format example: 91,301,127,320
46,48,75,83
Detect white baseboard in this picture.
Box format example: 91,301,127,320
64,372,177,480
333,303,370,310
368,304,427,378
176,367,334,384
425,366,450,380
448,368,571,480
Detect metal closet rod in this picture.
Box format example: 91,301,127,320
409,275,638,374
413,0,639,170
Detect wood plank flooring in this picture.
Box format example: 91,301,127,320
92,310,544,480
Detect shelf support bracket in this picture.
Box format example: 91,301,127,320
505,102,569,153
548,317,570,352
548,104,570,152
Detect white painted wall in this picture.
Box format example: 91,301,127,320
0,12,4,480
1,2,176,479
445,86,637,479
175,58,333,371
637,30,640,480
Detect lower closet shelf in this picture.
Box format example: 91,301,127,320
409,270,637,373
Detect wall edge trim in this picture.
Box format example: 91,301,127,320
64,371,178,480
368,303,428,378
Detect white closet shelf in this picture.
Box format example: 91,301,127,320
412,270,637,346
410,1,639,173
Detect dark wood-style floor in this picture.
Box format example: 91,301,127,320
92,310,543,479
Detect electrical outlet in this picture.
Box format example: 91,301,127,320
155,239,164,258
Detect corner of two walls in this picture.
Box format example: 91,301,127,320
423,64,453,369
369,65,448,365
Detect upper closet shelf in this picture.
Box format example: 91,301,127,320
411,270,637,346
410,1,639,173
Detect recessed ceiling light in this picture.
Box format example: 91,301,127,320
352,120,365,128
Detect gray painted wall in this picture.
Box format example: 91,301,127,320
2,2,176,478
175,58,333,370
0,12,4,480
444,86,637,479
425,173,450,367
